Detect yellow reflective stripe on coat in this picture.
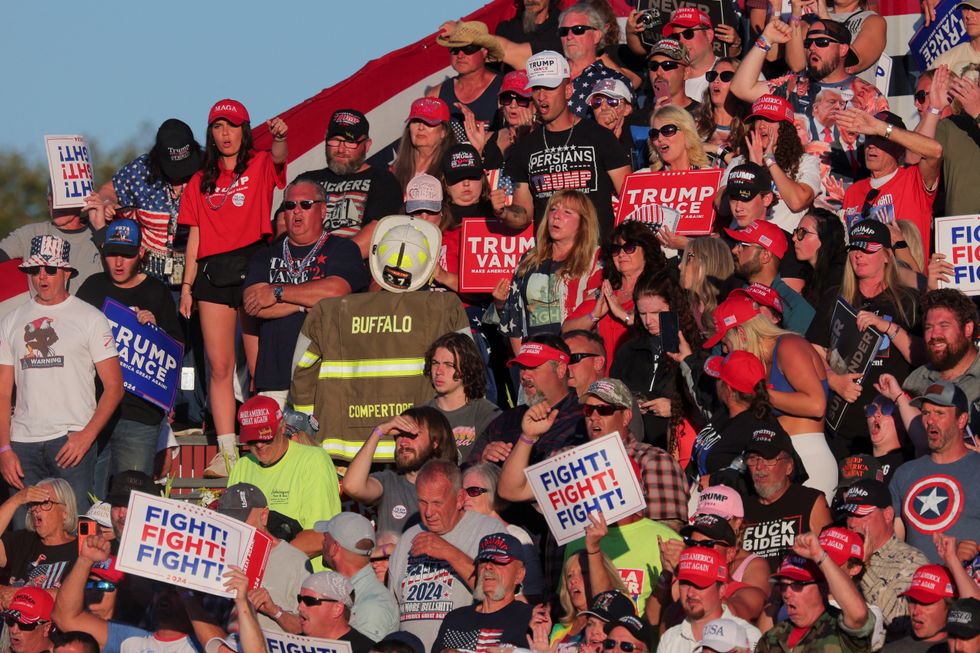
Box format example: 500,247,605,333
321,437,396,462
318,358,424,379
292,404,314,414
297,351,319,368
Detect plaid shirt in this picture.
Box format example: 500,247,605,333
466,392,588,466
623,434,689,524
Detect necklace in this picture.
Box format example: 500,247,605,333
282,230,330,283
542,119,576,151
205,170,242,211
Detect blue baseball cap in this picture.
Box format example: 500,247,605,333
103,218,141,257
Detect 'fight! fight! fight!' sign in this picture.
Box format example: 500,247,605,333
116,492,272,598
525,433,644,545
44,135,95,210
935,214,980,296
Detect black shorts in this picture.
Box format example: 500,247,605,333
192,242,264,308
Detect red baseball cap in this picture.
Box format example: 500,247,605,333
703,294,760,349
208,99,250,126
704,350,767,394
773,554,823,583
729,283,784,315
407,97,450,126
4,587,54,623
677,546,729,588
818,527,865,566
500,71,532,98
748,94,795,123
725,220,788,259
662,7,712,36
901,565,956,603
237,396,283,443
90,556,125,584
507,342,570,368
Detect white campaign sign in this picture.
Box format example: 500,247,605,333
263,630,353,653
524,432,645,545
935,214,980,296
44,135,94,209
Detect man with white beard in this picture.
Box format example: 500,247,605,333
432,533,533,653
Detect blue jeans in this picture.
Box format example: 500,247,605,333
93,418,159,498
11,436,96,526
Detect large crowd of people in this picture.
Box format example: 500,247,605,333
0,1,979,652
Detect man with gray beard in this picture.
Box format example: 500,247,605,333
294,109,402,257
740,428,832,572
432,533,533,653
494,0,563,54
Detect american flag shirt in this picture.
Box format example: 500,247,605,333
569,61,631,118
433,602,534,653
112,154,178,255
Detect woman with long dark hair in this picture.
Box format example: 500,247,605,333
719,94,821,234
694,58,748,168
178,99,287,474
793,207,847,306
611,273,703,453
392,97,457,190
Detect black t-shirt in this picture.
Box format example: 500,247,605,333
876,448,912,485
294,165,402,238
742,483,824,571
76,273,183,425
0,530,77,588
339,627,375,653
434,601,533,653
495,12,562,54
691,410,789,478
806,286,921,456
505,118,631,240
244,234,369,391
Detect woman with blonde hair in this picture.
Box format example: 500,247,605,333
0,478,78,587
549,547,626,646
679,236,736,331
497,190,602,355
703,294,838,500
808,219,922,458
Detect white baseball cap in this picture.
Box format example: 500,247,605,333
525,50,570,89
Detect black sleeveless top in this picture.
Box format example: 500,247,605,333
439,73,504,140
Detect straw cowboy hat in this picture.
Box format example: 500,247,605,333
436,21,504,63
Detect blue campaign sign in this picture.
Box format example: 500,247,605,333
909,0,969,72
102,298,183,411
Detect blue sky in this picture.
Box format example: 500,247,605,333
0,1,485,161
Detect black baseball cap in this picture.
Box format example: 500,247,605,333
107,471,160,507
581,590,637,622
326,109,369,141
947,598,980,639
680,513,737,546
605,615,653,643
808,19,852,45
841,479,892,515
847,219,891,252
443,144,485,186
727,163,773,201
154,119,201,182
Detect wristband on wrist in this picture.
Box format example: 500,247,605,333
588,311,597,323
755,35,772,52
586,549,601,555
372,426,384,439
519,433,538,446
273,608,284,620
927,105,942,116
817,550,829,565
0,445,11,455
893,391,910,403
273,136,287,142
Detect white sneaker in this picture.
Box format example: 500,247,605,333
203,435,239,478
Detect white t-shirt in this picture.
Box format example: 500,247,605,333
932,41,980,77
722,153,822,232
0,295,117,442
658,606,761,653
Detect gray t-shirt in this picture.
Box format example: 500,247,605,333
424,397,501,461
387,510,505,652
903,352,980,433
258,540,313,631
0,221,103,293
370,469,419,534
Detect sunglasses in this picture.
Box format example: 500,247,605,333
676,26,709,40
648,124,679,140
569,352,599,364
705,70,735,83
499,93,532,108
588,96,625,109
282,200,325,211
464,486,489,497
914,90,928,104
3,617,45,630
804,37,839,49
865,401,896,417
793,227,817,241
775,580,816,592
683,537,729,548
85,580,117,592
608,242,639,256
604,640,644,652
559,25,596,37
24,266,60,276
647,60,682,72
583,404,619,417
296,595,338,607
450,44,483,55
326,137,367,150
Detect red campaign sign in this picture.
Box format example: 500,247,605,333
615,169,722,235
459,218,535,293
